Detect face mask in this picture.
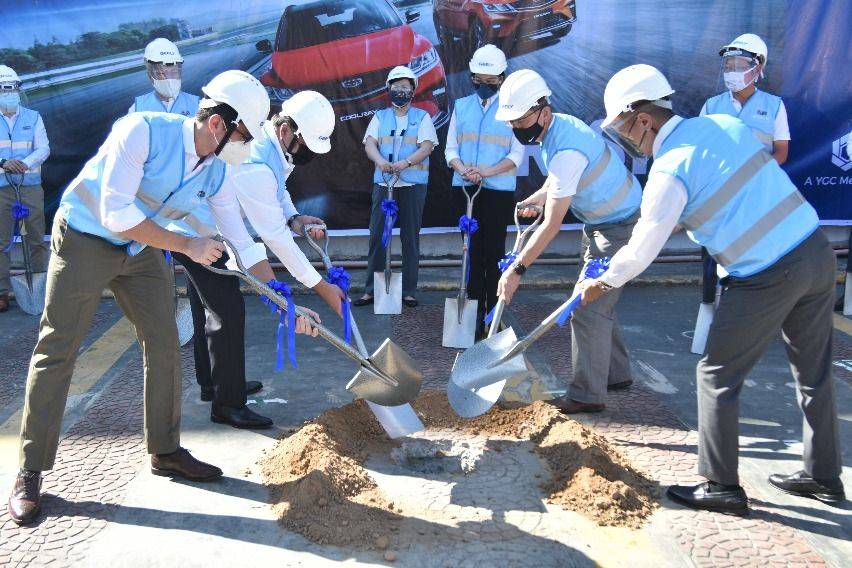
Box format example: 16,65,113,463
390,91,413,108
723,66,756,93
512,109,545,145
217,140,251,166
474,83,499,101
286,134,316,166
153,78,181,100
0,92,20,113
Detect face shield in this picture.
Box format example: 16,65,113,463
602,100,670,159
146,61,183,99
719,50,761,93
0,81,26,114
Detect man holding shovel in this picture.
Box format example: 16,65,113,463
579,64,843,514
494,69,640,415
167,90,346,429
445,45,524,340
0,65,50,313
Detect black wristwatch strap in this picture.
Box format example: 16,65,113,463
0,158,6,169
286,214,300,229
512,263,527,275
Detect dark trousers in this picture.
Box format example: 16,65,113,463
452,187,516,327
173,251,247,408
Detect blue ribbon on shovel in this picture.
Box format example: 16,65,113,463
4,201,29,253
262,279,298,372
326,266,352,344
556,257,612,327
458,214,478,284
381,198,398,249
483,251,519,324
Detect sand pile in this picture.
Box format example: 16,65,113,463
259,390,657,549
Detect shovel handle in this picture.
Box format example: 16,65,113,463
301,223,333,270
513,204,544,254
5,171,35,287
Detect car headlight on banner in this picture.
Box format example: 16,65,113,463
409,47,439,78
482,3,517,13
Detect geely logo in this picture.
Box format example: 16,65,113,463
342,77,363,89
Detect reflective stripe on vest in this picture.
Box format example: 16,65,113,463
0,107,42,187
133,91,201,117
703,90,781,152
654,115,818,277
373,107,430,185
451,95,516,191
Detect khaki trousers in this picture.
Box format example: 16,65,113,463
0,183,49,294
18,216,181,471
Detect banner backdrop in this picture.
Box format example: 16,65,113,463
2,0,850,228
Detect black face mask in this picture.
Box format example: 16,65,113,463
390,90,413,108
512,108,545,145
287,134,316,166
473,82,499,101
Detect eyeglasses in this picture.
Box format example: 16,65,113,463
509,105,546,127
230,123,253,144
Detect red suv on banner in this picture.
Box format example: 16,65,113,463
433,0,576,57
256,0,449,127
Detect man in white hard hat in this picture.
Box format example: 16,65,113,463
701,33,789,164
355,65,438,308
7,70,299,526
579,64,843,514
129,38,199,117
445,45,524,339
495,69,641,414
166,90,345,429
0,65,50,313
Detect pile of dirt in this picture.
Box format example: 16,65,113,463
259,390,657,549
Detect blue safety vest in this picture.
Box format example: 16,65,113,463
451,95,516,191
703,89,781,152
132,91,200,118
372,107,430,185
0,107,42,187
58,112,227,255
654,115,818,278
540,113,641,225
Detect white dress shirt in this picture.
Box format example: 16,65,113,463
699,91,790,141
545,150,589,199
363,110,439,187
444,95,525,169
128,98,175,115
228,121,322,288
92,113,265,266
599,116,689,289
3,108,50,171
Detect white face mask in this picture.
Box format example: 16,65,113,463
723,66,757,93
0,92,20,113
217,140,251,166
153,78,181,100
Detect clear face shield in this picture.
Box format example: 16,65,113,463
719,50,761,93
602,100,671,159
146,61,183,99
0,81,26,113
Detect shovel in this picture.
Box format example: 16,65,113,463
169,255,194,346
690,251,719,354
203,238,422,407
374,164,402,315
303,224,424,438
4,171,46,315
447,204,544,418
442,181,482,348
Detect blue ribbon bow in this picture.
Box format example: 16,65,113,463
381,198,399,248
4,201,30,253
483,251,520,324
458,215,479,235
326,266,352,344
262,279,298,372
556,257,611,327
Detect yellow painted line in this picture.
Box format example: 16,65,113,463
0,316,137,463
833,314,852,338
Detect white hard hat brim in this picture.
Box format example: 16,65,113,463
494,106,526,121
303,135,331,154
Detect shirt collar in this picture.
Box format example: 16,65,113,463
652,115,683,158
183,117,213,168
264,120,296,173
2,107,20,121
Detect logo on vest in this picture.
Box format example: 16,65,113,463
831,132,851,172
756,109,768,116
197,190,206,198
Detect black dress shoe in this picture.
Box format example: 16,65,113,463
667,482,749,515
353,295,373,307
607,379,633,391
403,297,419,307
7,469,42,525
211,405,273,429
768,470,845,504
151,448,222,481
200,380,263,402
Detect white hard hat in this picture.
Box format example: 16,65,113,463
720,33,768,64
601,64,675,128
144,38,183,64
386,66,418,90
495,69,552,121
201,70,270,140
469,45,507,76
280,90,335,154
0,65,21,85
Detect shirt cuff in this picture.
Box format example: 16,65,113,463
298,267,323,289
225,242,268,272
445,149,460,167
102,204,148,233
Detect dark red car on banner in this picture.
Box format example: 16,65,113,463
433,0,577,57
256,0,449,127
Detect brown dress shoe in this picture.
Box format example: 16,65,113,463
151,448,222,481
548,396,605,414
8,469,42,525
0,294,9,313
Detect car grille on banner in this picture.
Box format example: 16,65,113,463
314,66,395,104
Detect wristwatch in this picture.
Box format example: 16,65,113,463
0,159,6,169
404,158,413,167
595,279,614,292
512,263,527,276
286,214,300,229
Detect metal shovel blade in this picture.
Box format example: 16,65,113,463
346,337,422,406
441,297,478,348
690,302,715,355
175,298,195,346
373,271,402,315
10,271,46,315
